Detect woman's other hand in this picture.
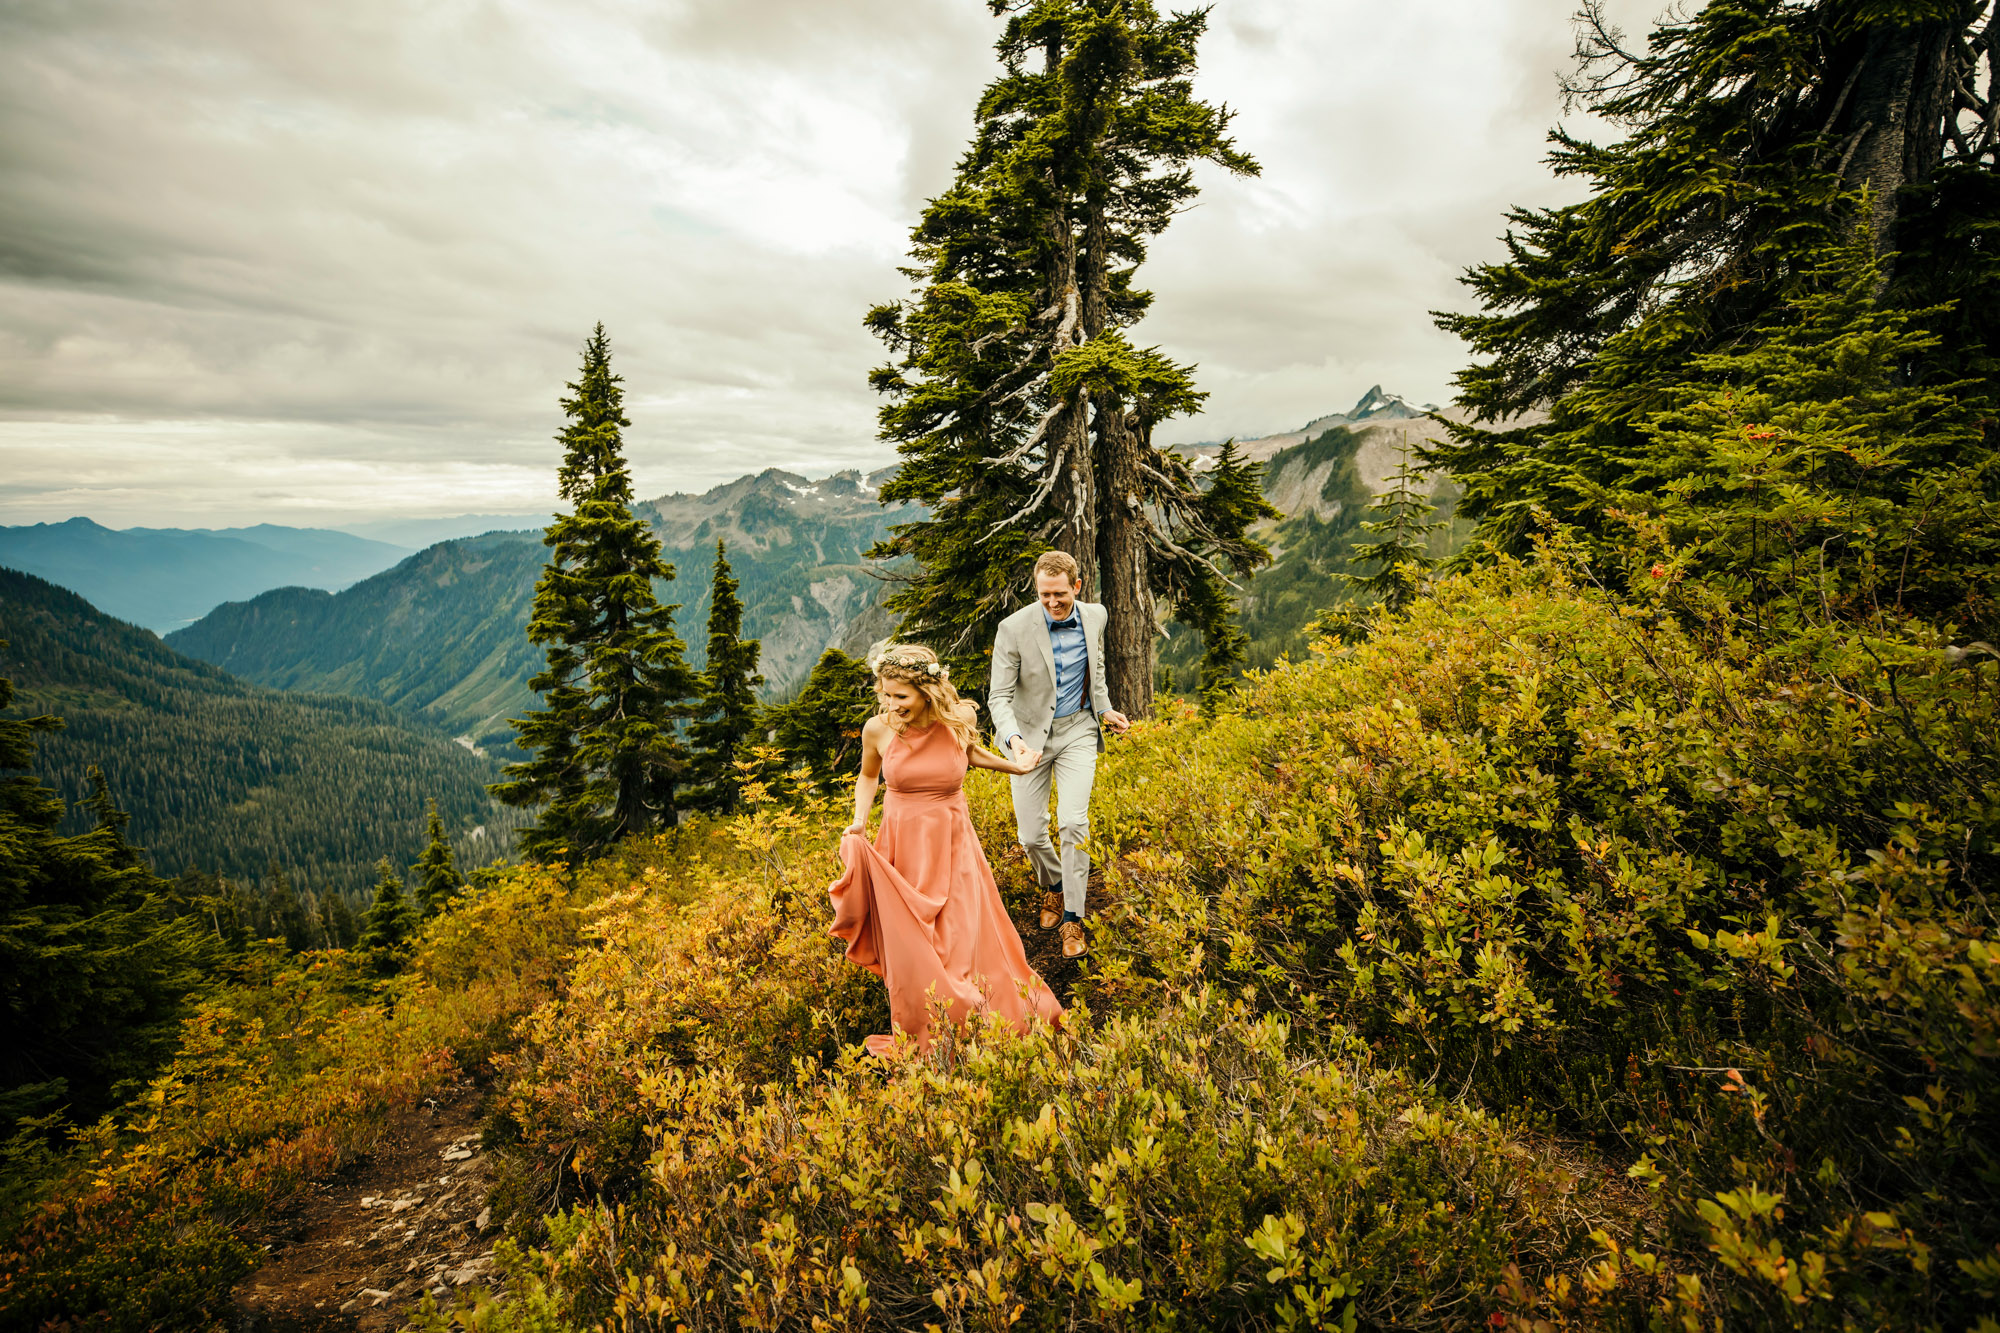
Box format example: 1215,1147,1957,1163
844,821,866,837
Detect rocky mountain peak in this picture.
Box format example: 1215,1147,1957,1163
1345,384,1435,423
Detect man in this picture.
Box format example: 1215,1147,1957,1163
987,550,1131,958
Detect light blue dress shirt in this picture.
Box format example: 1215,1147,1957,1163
1046,606,1088,719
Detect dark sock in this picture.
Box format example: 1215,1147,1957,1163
1062,910,1081,924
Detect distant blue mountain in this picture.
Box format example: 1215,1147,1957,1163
0,517,411,633
332,513,551,548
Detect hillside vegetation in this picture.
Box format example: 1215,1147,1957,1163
0,568,515,895
7,551,1993,1328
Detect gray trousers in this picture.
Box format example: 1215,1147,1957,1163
1009,709,1099,916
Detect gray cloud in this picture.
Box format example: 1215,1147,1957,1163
0,0,1658,525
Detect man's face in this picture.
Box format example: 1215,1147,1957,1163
1035,570,1080,621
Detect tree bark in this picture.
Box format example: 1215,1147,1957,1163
1047,206,1097,596
1835,19,1961,267
1095,398,1154,717
1079,197,1155,715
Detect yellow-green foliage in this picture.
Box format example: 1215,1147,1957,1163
1085,554,1998,1328
0,861,587,1330
435,993,1636,1333
10,555,1995,1331
441,754,1645,1332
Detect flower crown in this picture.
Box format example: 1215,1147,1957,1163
872,645,947,678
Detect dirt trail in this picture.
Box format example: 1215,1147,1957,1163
233,1078,503,1332
228,846,1098,1332
999,844,1113,1005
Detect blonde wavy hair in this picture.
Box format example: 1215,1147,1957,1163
867,641,980,750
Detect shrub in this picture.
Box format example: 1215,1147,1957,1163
424,991,1646,1332
1085,553,1999,1327
0,863,586,1330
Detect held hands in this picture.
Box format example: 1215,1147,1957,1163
1008,738,1043,771
1100,709,1131,736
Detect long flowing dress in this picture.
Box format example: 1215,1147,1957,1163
828,721,1064,1056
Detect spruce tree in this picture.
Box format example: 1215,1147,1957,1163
410,798,464,916
0,668,210,1124
1346,443,1444,615
1601,241,1997,625
1176,441,1280,702
687,540,765,814
356,857,417,958
492,325,703,860
866,0,1270,713
1433,0,1999,621
769,649,876,791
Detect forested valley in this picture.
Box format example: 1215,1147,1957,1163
3,0,1998,1330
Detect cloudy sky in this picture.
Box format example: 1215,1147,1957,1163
0,0,1655,528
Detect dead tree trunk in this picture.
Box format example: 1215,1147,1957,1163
1046,208,1096,596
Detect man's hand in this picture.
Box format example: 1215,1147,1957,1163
1100,709,1131,735
1009,737,1043,768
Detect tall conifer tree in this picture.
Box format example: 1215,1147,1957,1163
867,0,1271,715
1433,0,1998,623
410,798,464,916
687,540,764,814
493,326,702,859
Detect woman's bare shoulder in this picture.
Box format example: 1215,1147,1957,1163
861,714,891,741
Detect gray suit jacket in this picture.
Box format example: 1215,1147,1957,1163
987,600,1115,754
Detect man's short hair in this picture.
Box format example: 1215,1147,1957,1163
1033,550,1081,585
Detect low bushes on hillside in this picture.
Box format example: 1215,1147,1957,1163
438,760,1648,1332
1086,552,1998,1327
438,993,1642,1333
0,860,586,1329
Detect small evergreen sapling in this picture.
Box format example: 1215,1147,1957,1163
356,857,417,960
770,649,876,792
410,798,464,916
1346,442,1444,615
687,540,765,814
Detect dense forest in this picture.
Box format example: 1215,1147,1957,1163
0,568,518,895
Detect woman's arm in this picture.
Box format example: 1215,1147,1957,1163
967,742,1035,777
847,718,887,834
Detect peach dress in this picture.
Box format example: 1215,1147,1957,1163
828,720,1064,1056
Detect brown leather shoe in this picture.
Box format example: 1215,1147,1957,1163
1039,891,1063,930
1060,920,1088,958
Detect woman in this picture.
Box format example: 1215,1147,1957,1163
828,642,1064,1056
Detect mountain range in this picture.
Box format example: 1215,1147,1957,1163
8,388,1467,761
0,567,517,895
0,518,413,632
166,467,915,753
